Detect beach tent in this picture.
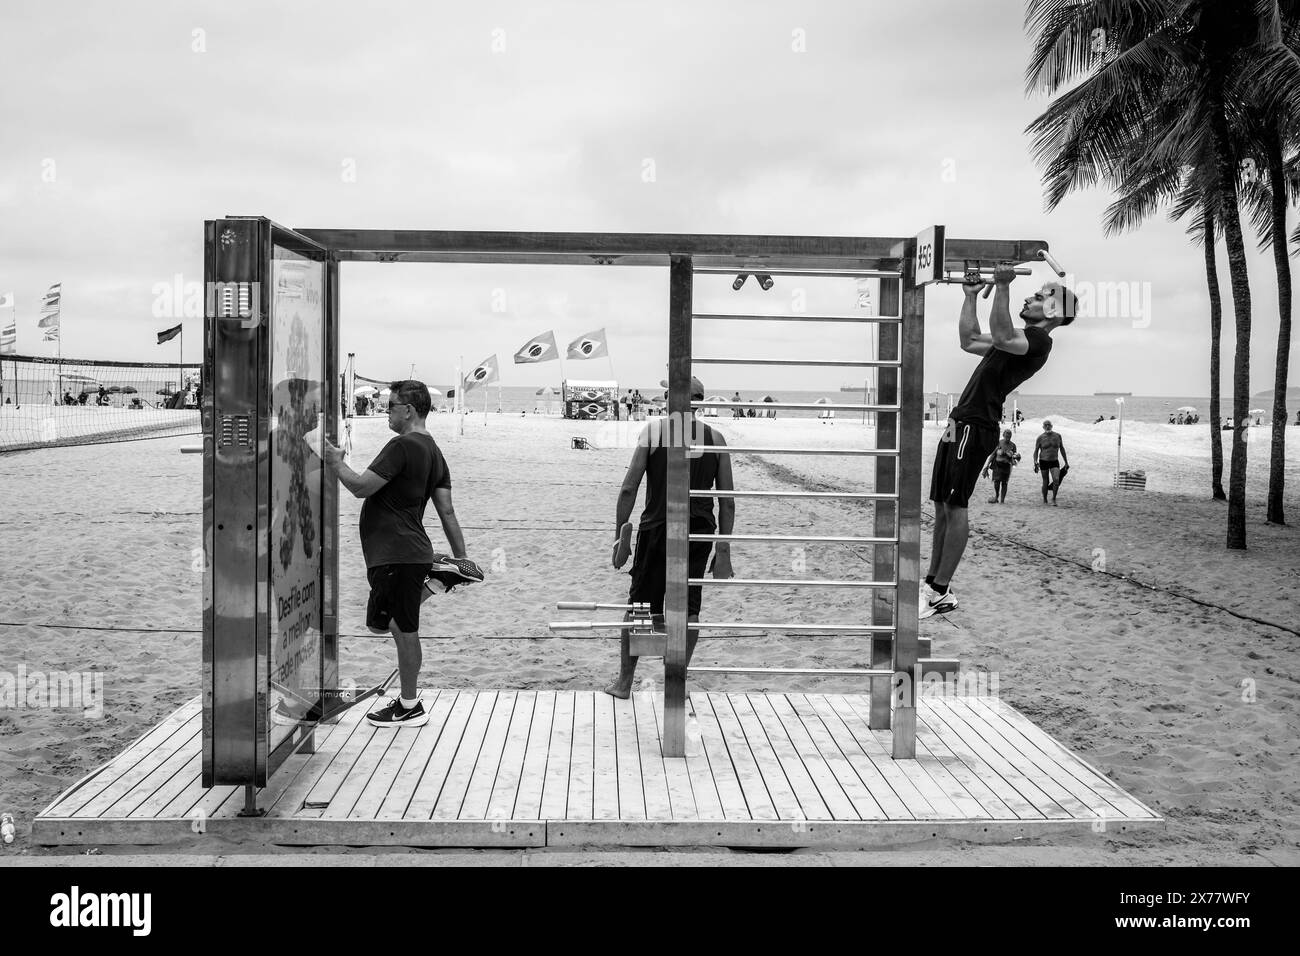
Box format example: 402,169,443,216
815,396,835,422
699,395,729,418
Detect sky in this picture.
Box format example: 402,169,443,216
1,0,1295,399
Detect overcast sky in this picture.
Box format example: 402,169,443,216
1,0,1294,397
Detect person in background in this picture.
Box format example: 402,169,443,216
982,429,1021,503
1033,420,1069,506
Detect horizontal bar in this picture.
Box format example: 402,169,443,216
555,602,649,612
692,401,900,411
693,268,902,278
687,446,899,457
694,358,902,368
180,445,202,454
548,622,660,631
692,623,895,632
691,666,893,677
689,578,896,588
693,313,901,324
691,533,897,544
688,489,896,499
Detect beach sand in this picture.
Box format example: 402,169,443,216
1,411,1297,863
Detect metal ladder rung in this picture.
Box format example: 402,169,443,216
692,401,900,412
689,489,896,499
694,358,902,368
691,533,897,544
693,313,901,324
692,268,902,278
689,578,895,588
691,666,893,677
555,602,650,612
687,446,899,457
691,623,895,633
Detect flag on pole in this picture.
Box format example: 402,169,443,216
1,322,15,355
0,292,13,309
463,354,499,392
565,328,608,360
37,283,60,329
513,330,559,364
157,323,183,344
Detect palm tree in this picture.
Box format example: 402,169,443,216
1024,0,1281,549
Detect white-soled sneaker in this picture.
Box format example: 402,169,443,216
919,586,958,619
366,697,429,728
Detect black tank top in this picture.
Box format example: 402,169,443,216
640,419,720,531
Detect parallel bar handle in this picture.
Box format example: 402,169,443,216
691,666,893,677
691,533,897,544
688,489,897,499
693,268,902,278
687,446,899,457
555,602,650,612
689,578,896,588
694,358,902,368
691,401,901,411
691,622,896,633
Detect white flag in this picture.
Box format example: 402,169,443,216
565,328,608,360
0,292,13,310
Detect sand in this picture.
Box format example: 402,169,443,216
1,411,1297,863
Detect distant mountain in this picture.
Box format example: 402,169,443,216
1251,386,1300,405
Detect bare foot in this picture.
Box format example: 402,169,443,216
603,680,632,700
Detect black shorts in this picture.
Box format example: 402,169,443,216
991,463,1012,480
1039,459,1060,471
628,522,714,616
366,563,433,634
929,418,999,508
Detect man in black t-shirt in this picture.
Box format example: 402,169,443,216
321,380,480,727
603,376,736,699
923,264,1076,620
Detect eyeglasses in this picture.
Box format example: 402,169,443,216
387,401,410,411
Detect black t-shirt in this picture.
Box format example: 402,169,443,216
358,432,451,567
640,419,721,532
950,327,1053,428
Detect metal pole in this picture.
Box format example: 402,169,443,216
1117,397,1124,475
663,255,692,758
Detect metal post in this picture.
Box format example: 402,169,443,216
892,253,925,759
869,278,899,730
663,255,692,758
1117,397,1124,474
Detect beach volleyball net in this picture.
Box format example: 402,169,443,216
0,354,202,453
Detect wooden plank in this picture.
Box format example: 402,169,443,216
928,698,1085,818
347,691,443,820
319,721,403,819
406,691,480,819
487,691,538,819
592,691,620,820
911,707,1019,819
566,692,596,820
611,693,645,820
779,695,888,821
651,692,705,820
430,691,499,820
826,695,963,818
726,693,804,820
701,693,777,820
766,694,867,820
747,694,835,820
101,728,202,819
843,696,988,820
77,722,201,819
510,691,556,820
633,691,676,820
967,698,1159,819
539,692,575,819
128,753,201,819
264,706,371,818
55,701,201,817
302,708,380,810
920,698,1067,819
957,699,1136,819
803,694,925,819
460,691,519,819
375,691,461,818
683,692,746,821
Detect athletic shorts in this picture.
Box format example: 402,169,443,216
991,463,1012,480
628,522,714,617
1039,459,1060,471
366,563,434,634
929,418,999,508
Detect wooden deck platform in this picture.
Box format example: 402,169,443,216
35,691,1161,848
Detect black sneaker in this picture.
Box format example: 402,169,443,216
366,697,429,728
425,555,485,595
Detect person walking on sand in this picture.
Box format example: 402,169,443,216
923,264,1077,619
604,376,735,699
1033,420,1069,506
981,428,1021,503
320,380,482,727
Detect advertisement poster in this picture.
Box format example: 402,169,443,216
268,248,325,746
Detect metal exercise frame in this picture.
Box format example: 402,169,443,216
203,219,1050,789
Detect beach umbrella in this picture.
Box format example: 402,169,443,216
427,386,442,396
63,373,97,383
106,385,123,393
353,385,378,396
1249,408,1264,415
121,386,137,394
1176,406,1197,413
535,386,556,395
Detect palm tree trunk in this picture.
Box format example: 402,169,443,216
1204,208,1227,500
1210,101,1251,550
1266,135,1290,525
